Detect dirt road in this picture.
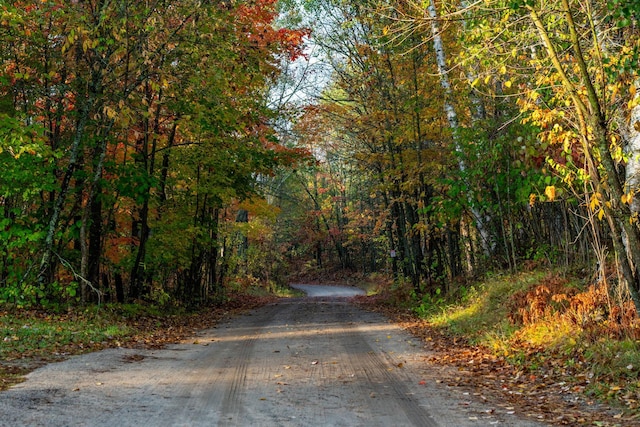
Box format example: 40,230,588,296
0,285,546,426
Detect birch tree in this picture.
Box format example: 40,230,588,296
422,0,494,257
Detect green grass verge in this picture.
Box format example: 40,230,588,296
0,309,132,361
417,271,547,344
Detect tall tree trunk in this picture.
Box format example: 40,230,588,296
38,95,92,286
625,78,640,214
130,86,162,300
527,1,640,312
158,122,178,207
80,120,112,303
426,0,492,257
206,207,220,297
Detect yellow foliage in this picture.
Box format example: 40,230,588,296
621,193,629,205
238,197,281,220
544,185,556,202
590,192,601,211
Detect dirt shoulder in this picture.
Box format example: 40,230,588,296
0,294,274,391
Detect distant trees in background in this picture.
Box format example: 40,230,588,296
280,0,640,314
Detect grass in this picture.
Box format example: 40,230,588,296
414,270,583,355
0,290,276,391
0,309,132,361
0,307,137,390
406,268,640,413
424,270,546,343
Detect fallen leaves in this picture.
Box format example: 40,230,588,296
122,354,145,363
0,294,275,391
356,296,639,427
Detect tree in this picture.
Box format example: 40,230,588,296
375,0,640,310
0,0,308,306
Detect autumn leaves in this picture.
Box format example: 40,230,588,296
0,0,307,305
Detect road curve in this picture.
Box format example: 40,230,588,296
0,289,547,427
289,283,366,297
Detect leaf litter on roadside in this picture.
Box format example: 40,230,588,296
0,294,275,391
355,295,637,427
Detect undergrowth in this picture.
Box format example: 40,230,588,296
405,269,640,412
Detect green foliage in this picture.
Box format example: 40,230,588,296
508,0,536,9
412,287,445,318
0,279,80,309
607,0,640,27
0,0,309,306
0,116,57,305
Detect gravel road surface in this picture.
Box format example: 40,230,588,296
0,284,547,426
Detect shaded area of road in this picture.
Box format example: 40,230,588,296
0,292,547,427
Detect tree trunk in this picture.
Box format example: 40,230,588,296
38,96,92,287
426,0,492,256
130,85,162,300
80,121,112,303
625,79,640,214
527,1,640,312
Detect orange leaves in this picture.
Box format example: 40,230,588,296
233,0,309,61
278,27,311,61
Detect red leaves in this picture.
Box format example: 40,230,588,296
278,27,311,61
234,0,309,61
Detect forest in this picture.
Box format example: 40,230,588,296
3,0,640,418
2,0,640,334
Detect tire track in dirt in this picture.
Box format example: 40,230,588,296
0,287,548,427
293,299,436,426
217,303,281,426
342,320,438,426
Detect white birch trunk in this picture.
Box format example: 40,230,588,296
426,0,492,256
